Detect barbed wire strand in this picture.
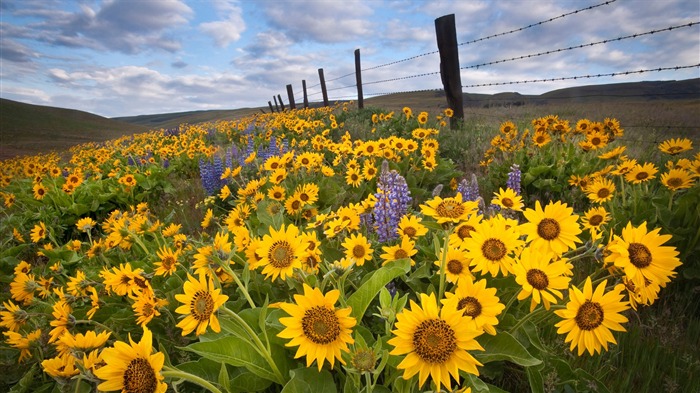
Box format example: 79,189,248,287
458,0,617,47
363,70,442,87
460,22,699,70
462,64,700,88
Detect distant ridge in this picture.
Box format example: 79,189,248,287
0,98,150,160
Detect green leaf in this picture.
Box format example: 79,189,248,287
175,358,221,383
461,373,489,392
219,362,231,393
182,336,278,382
526,366,544,393
229,368,273,393
347,259,411,321
280,367,337,393
474,331,542,367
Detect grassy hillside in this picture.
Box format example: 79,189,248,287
0,98,150,160
2,78,698,161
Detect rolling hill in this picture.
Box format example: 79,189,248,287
2,78,698,161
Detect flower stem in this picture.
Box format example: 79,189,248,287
220,307,286,385
162,366,223,393
437,227,454,303
508,307,546,334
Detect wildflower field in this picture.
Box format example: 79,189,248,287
1,102,699,393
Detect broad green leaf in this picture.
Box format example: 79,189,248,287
219,362,231,393
229,368,273,393
175,358,221,383
474,331,542,367
182,336,278,382
461,373,489,392
347,259,411,321
280,367,337,393
526,366,544,393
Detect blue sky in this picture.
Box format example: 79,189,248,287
1,0,698,118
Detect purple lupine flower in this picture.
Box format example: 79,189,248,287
386,281,397,298
457,173,480,202
373,161,411,243
199,157,225,195
507,164,522,195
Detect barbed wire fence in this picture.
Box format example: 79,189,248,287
270,0,699,130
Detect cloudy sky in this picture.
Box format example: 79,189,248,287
1,0,698,118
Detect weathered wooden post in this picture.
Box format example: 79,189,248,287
355,49,364,109
302,80,309,108
318,68,329,107
268,101,275,113
273,96,280,112
277,94,286,111
435,14,464,129
286,84,296,110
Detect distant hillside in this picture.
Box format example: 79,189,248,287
113,107,264,129
2,78,698,160
0,98,150,160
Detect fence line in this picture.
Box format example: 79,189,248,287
271,8,698,122
460,22,699,71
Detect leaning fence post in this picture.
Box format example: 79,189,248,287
302,80,309,108
277,94,286,111
435,14,464,129
318,68,329,107
355,49,364,109
273,96,280,112
268,101,275,113
286,84,296,110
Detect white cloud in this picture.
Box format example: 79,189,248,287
263,0,374,43
200,0,246,47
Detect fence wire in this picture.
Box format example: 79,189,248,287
462,64,700,88
458,0,617,47
460,22,699,70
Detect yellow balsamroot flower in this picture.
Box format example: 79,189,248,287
604,221,681,289
3,329,41,363
59,330,111,354
521,200,582,256
132,291,163,327
346,167,363,187
154,246,180,276
598,146,626,160
342,232,374,266
174,273,228,336
586,177,616,204
661,168,696,191
49,300,72,343
278,284,356,371
0,300,28,332
268,185,286,201
417,111,429,125
491,187,523,211
388,292,484,391
512,247,572,312
581,206,610,232
30,221,47,243
462,216,523,277
624,162,658,184
403,106,413,119
42,353,79,379
381,236,417,266
397,214,429,240
420,193,478,225
434,247,473,284
10,272,37,305
442,278,505,335
256,224,306,281
32,183,47,200
94,327,167,393
658,137,693,155
555,277,629,356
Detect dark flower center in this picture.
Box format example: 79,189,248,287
302,306,340,345
482,238,507,261
447,259,463,274
436,200,464,218
457,296,482,318
526,269,549,290
123,357,158,393
575,301,604,331
537,218,561,240
412,318,457,364
269,241,294,268
628,243,652,268
191,290,214,322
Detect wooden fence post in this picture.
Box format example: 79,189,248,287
435,14,464,129
286,84,296,110
277,94,286,111
318,68,329,107
355,49,364,109
273,96,280,112
268,101,275,113
302,80,309,108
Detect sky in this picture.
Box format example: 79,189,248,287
1,0,698,118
